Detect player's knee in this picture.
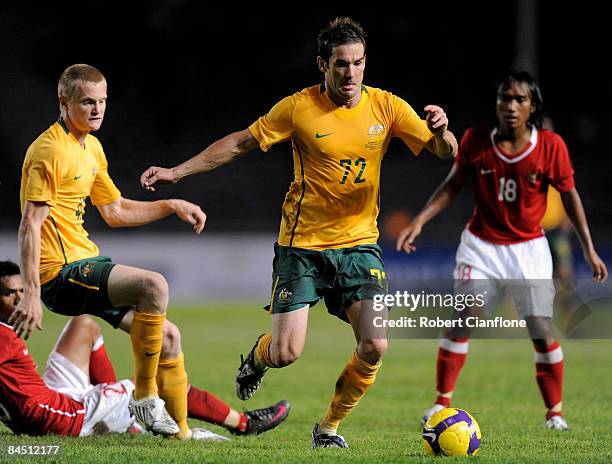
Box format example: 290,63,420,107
139,272,169,311
161,321,182,358
70,315,101,340
359,337,387,362
271,342,301,367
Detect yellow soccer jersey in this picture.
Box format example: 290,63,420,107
249,84,433,249
20,119,121,284
541,186,567,230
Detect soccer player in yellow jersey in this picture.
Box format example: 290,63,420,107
13,64,208,439
141,18,458,447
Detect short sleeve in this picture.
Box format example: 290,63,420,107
390,94,433,156
548,135,575,193
90,147,121,206
248,94,297,152
23,146,62,207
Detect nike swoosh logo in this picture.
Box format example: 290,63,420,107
23,349,29,356
144,351,160,357
422,432,437,442
74,174,83,180
480,169,496,175
315,132,335,139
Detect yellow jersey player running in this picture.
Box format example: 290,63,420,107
14,64,209,439
140,18,458,448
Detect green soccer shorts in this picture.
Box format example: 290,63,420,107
265,243,388,323
41,256,131,328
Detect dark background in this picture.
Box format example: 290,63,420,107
1,2,609,248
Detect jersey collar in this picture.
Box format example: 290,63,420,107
490,125,538,164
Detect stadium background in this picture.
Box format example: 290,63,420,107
0,2,610,299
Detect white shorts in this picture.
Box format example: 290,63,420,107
453,229,555,318
43,351,135,436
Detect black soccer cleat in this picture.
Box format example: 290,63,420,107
311,423,349,449
231,400,291,436
236,334,269,400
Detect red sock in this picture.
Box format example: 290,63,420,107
435,337,469,405
89,337,117,385
534,340,564,412
187,385,232,425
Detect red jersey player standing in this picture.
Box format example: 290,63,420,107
396,70,608,430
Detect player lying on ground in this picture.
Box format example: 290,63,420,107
0,261,290,438
140,17,457,448
396,70,608,430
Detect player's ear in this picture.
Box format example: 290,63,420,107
316,56,328,73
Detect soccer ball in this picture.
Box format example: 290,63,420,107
422,407,481,456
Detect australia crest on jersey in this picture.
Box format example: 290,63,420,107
368,122,385,136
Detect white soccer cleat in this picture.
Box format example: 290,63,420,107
128,394,180,436
420,403,446,426
190,427,231,441
545,415,569,430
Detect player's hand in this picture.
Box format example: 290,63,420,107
396,221,423,254
172,199,206,234
424,105,449,135
140,166,178,192
585,250,608,283
8,297,43,340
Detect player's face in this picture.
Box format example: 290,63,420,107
496,82,534,131
318,42,366,106
0,275,23,321
65,80,107,133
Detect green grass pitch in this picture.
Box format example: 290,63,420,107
1,303,611,463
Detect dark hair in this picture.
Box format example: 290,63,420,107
0,261,19,280
496,70,546,129
317,17,367,64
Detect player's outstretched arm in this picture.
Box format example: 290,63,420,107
424,105,458,159
9,201,48,339
560,188,608,282
97,197,206,234
396,163,466,254
141,128,259,191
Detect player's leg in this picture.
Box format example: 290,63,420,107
187,384,290,435
117,311,191,438
236,244,318,400
316,298,386,446
236,305,309,400
52,315,117,385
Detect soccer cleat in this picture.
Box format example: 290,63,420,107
311,423,349,449
191,427,231,441
236,334,269,400
420,403,446,426
128,394,180,436
545,415,569,430
232,400,291,435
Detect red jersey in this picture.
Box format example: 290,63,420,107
456,125,575,244
0,322,85,436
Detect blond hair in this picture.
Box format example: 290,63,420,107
58,64,106,102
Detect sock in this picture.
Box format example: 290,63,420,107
534,340,564,413
435,337,469,405
157,352,190,439
130,312,165,400
187,385,232,426
89,336,117,385
319,350,381,434
254,332,274,368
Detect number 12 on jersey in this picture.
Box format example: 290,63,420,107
498,177,517,202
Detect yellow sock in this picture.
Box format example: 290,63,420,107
254,332,274,368
131,312,165,400
157,352,190,439
319,350,381,434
